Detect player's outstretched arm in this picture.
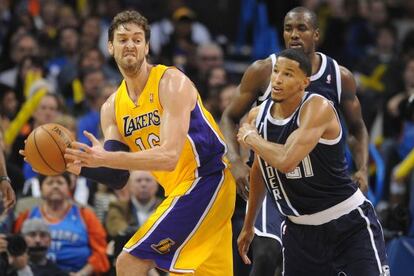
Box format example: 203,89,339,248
237,156,266,265
220,58,271,199
238,97,339,173
67,68,196,172
340,66,369,192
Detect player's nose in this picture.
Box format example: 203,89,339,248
290,29,300,39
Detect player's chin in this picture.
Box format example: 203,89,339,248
271,93,283,103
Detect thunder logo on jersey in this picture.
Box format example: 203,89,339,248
123,110,161,137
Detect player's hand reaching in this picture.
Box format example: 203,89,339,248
65,131,107,169
237,225,254,265
237,123,259,148
231,159,250,200
352,168,368,193
0,178,15,214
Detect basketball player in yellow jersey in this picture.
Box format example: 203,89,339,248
64,10,236,276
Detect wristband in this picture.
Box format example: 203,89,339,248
0,176,11,183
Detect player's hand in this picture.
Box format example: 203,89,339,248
18,140,27,162
65,131,106,168
19,141,41,174
0,234,8,253
0,178,15,213
237,123,258,148
231,158,250,201
352,168,368,193
66,160,82,175
237,226,254,265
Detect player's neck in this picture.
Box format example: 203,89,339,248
310,52,321,76
271,92,304,119
124,62,153,101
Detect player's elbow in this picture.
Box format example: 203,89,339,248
278,159,298,174
162,151,180,171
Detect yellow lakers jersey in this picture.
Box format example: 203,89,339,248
114,65,228,195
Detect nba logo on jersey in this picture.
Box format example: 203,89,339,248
151,238,175,254
149,93,154,103
326,74,331,84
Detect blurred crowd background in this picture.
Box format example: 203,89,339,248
1,0,414,275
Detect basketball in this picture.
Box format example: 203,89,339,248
24,123,74,176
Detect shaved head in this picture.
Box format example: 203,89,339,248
285,7,318,30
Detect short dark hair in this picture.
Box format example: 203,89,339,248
38,172,71,187
108,10,150,43
277,49,312,77
286,7,318,29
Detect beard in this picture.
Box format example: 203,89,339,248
114,50,143,77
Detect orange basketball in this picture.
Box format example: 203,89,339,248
24,123,74,176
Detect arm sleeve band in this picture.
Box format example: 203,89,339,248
80,140,130,189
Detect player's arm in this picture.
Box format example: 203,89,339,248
66,69,196,172
237,155,266,265
340,66,369,192
0,129,15,212
238,97,338,173
66,92,131,189
221,58,272,161
220,58,272,199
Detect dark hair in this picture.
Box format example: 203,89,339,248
108,10,150,43
277,49,312,77
285,7,318,29
79,67,104,83
38,172,72,187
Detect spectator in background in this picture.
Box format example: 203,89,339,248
14,173,109,275
14,55,49,103
219,84,237,116
47,26,80,82
59,47,120,107
77,81,116,147
203,66,228,121
354,23,402,133
150,0,211,57
0,0,12,57
0,83,18,133
36,0,60,61
0,33,39,88
344,0,388,70
186,43,224,98
0,234,32,276
382,56,414,203
80,16,102,52
57,5,80,29
105,171,161,238
159,7,199,69
21,218,67,276
73,67,106,117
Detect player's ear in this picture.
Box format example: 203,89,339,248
303,77,310,89
145,42,149,56
108,41,114,56
314,28,320,44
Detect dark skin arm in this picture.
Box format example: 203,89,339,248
220,58,272,199
340,66,369,193
0,130,16,213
